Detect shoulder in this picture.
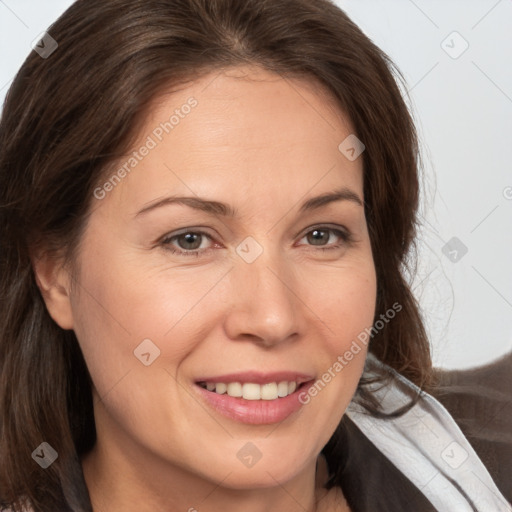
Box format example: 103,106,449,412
433,352,512,505
344,354,511,510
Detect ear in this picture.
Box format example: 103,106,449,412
31,251,75,330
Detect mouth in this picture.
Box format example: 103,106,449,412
196,380,308,400
193,372,316,425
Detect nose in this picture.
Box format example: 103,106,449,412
223,249,300,348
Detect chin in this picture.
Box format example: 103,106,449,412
217,464,305,490
191,443,315,490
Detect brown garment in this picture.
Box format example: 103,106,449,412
433,351,512,505
328,353,512,512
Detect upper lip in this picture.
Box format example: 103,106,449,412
195,371,315,385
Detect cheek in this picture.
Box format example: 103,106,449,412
69,257,201,453
68,247,172,404
71,247,208,355
313,257,377,345
280,263,377,463
304,261,377,400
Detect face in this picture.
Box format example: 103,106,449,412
65,66,376,490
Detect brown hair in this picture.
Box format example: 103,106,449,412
0,0,432,510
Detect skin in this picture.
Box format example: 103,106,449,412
34,65,377,512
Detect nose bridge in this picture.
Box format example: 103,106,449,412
225,236,299,345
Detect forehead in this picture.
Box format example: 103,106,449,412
103,65,364,216
149,66,354,153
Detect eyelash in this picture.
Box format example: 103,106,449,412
159,226,353,257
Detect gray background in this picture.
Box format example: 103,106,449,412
1,0,511,369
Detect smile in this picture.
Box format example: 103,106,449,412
197,380,299,400
193,371,315,424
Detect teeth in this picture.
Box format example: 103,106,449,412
215,382,227,395
277,381,289,397
227,382,242,397
243,383,261,400
200,380,300,400
261,382,278,400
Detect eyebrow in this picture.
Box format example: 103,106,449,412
134,186,363,219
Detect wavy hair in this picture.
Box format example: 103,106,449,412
0,1,432,510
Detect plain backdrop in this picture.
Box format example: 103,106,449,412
0,0,511,370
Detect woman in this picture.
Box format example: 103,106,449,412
0,0,509,511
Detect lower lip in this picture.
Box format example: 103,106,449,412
193,382,314,425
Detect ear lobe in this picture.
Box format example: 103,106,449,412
31,252,75,330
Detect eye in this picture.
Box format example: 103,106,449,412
159,225,352,257
297,226,352,252
160,230,216,257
